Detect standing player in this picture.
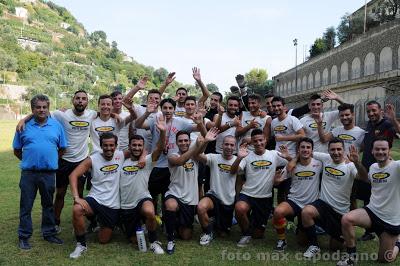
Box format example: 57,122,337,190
301,139,368,258
164,128,219,254
196,135,237,245
230,129,290,247
337,137,400,265
272,137,322,251
119,116,166,254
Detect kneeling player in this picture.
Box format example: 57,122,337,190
337,137,400,265
196,135,237,245
119,116,166,254
272,137,322,251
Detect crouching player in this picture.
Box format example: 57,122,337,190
196,135,237,245
119,115,166,254
272,137,322,251
337,137,400,265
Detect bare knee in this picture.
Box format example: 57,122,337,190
165,199,178,211
98,228,112,244
235,202,249,216
341,213,354,227
197,201,210,216
179,228,192,240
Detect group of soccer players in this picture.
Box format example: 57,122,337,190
15,68,400,265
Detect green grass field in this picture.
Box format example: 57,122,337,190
0,120,398,265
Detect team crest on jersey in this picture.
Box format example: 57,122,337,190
325,167,345,178
69,121,89,127
251,160,272,169
372,172,389,183
218,163,231,173
183,162,194,172
95,126,115,132
295,171,315,177
309,122,326,129
123,165,139,174
338,134,355,141
100,164,119,172
274,125,287,132
245,120,261,128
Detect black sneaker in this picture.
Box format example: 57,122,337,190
357,232,375,241
44,235,64,245
19,238,31,250
336,253,356,266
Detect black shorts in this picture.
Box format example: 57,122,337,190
204,193,234,232
238,193,273,230
310,199,343,241
364,207,400,236
85,196,119,229
56,159,86,188
120,198,152,238
165,194,196,229
351,179,371,202
273,177,291,193
148,167,170,199
286,199,302,217
198,162,207,186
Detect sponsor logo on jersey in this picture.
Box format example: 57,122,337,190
274,125,287,132
95,126,115,132
69,121,90,127
123,165,139,173
309,122,326,129
325,167,345,176
174,111,186,117
183,161,194,171
251,160,272,168
245,120,262,128
100,164,119,172
218,163,232,172
337,134,355,141
295,171,315,177
372,172,390,180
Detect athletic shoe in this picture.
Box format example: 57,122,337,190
237,236,251,247
315,225,326,235
336,253,356,266
150,241,164,254
303,245,320,258
199,233,214,246
44,235,64,245
357,232,375,241
166,241,175,255
18,238,31,250
55,225,62,234
274,239,287,252
69,243,87,259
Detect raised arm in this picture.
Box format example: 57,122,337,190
159,72,176,95
168,138,201,167
235,117,257,137
385,104,400,134
347,145,368,182
152,115,166,162
262,117,272,142
193,127,219,163
192,112,207,137
322,89,345,105
315,115,333,143
122,99,137,125
135,103,157,130
123,76,148,104
192,67,210,104
230,144,249,174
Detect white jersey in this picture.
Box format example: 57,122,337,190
174,106,186,117
239,150,287,198
300,110,339,153
240,111,269,151
88,151,124,209
120,154,154,209
134,105,162,152
166,154,199,205
117,111,130,151
314,152,358,215
216,113,237,154
271,115,303,157
288,158,323,208
181,117,210,143
331,126,365,154
206,154,237,205
367,160,400,226
90,116,124,154
51,109,97,162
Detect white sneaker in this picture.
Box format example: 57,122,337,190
166,241,175,255
199,233,213,246
336,253,356,266
149,241,164,254
237,236,251,247
69,243,87,259
303,245,320,258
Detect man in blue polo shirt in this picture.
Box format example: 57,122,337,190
13,94,67,250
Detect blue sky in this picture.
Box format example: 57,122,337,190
53,0,366,93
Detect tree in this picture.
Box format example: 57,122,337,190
309,38,326,58
323,26,336,51
107,41,120,60
206,83,219,93
0,48,18,71
89,31,108,47
375,0,400,22
153,67,168,86
337,14,351,44
245,68,269,96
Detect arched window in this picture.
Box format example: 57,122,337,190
379,46,392,72
315,71,321,88
364,52,375,76
351,57,361,79
331,65,338,84
340,61,348,81
322,68,329,85
308,73,313,89
302,76,307,91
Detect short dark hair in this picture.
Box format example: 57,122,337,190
147,89,161,98
74,90,88,96
264,93,274,99
366,100,381,109
272,96,285,105
227,95,240,104
129,134,145,144
176,87,187,95
297,137,314,150
212,92,223,102
100,132,118,146
110,91,122,98
176,130,190,141
309,94,321,101
338,103,354,113
31,94,50,110
372,136,391,148
160,98,176,109
250,128,264,138
98,94,112,105
185,96,197,104
328,137,344,149
248,94,262,102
